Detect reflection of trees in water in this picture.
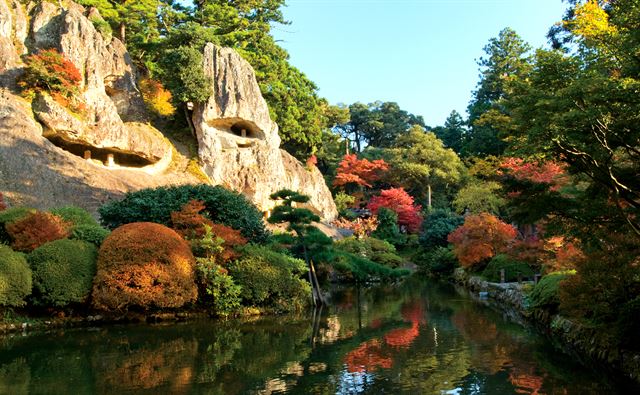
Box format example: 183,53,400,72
0,358,30,395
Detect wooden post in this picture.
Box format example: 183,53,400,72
83,150,91,160
106,154,115,167
500,269,505,284
517,272,522,284
241,128,247,138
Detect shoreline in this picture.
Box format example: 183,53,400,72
451,268,640,384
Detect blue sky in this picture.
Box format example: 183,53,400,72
272,0,568,126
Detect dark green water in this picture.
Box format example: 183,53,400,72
0,278,637,394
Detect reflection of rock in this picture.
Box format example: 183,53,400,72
193,44,337,220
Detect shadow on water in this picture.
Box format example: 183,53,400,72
0,277,638,394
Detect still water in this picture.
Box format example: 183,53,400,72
0,277,637,394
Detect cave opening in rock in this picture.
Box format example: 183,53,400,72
46,136,153,168
230,120,260,139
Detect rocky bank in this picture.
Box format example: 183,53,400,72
0,0,337,220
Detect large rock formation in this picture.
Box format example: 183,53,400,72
0,1,336,220
193,44,337,219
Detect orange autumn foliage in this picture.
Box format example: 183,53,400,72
447,213,517,268
92,222,197,311
333,154,389,188
0,193,6,211
6,211,70,252
171,200,213,239
139,78,175,117
209,223,247,261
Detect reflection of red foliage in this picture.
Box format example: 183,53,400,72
400,300,426,325
451,310,498,343
367,188,423,233
333,154,389,188
344,339,393,373
509,368,544,395
370,318,383,329
447,213,517,268
384,323,419,348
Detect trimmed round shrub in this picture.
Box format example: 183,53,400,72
6,211,70,252
28,239,97,307
92,222,197,311
50,206,99,227
0,207,36,243
228,245,310,312
98,185,269,242
334,236,404,267
482,254,534,283
70,225,111,246
0,245,32,307
371,207,401,244
529,271,575,310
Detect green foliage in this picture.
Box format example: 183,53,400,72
28,240,98,307
389,126,465,207
334,236,404,268
195,258,242,317
227,244,310,312
371,207,402,244
0,207,35,243
417,246,458,276
482,254,534,282
433,110,466,155
98,185,268,242
529,271,575,310
70,225,111,247
453,181,506,215
17,49,82,100
159,45,212,104
419,209,464,250
49,206,99,227
330,250,409,282
0,245,32,307
334,192,356,213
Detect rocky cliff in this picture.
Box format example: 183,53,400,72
0,0,337,220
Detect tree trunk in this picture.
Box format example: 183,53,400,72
427,183,432,209
183,103,196,138
118,22,126,43
309,259,325,305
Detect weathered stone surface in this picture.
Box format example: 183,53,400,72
0,88,198,214
0,0,19,79
193,44,337,220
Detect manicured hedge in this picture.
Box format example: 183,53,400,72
0,245,32,307
0,207,36,243
98,185,269,242
529,271,575,309
28,239,97,307
482,254,534,283
92,222,197,311
70,225,111,247
50,206,99,227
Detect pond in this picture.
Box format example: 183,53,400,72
1,277,637,394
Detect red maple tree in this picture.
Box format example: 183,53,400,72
447,213,517,268
367,188,422,233
333,154,389,188
500,157,568,191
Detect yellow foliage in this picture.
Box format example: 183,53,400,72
570,0,617,40
139,78,175,117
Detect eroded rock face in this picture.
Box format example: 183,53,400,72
193,44,337,220
0,0,169,165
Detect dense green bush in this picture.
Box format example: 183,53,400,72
529,271,575,310
331,251,409,282
98,185,269,242
227,245,310,312
0,207,36,243
0,245,32,307
70,225,111,246
334,236,404,267
417,246,458,276
419,209,463,250
371,207,402,244
28,240,97,307
482,254,534,283
50,206,98,227
195,258,242,317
